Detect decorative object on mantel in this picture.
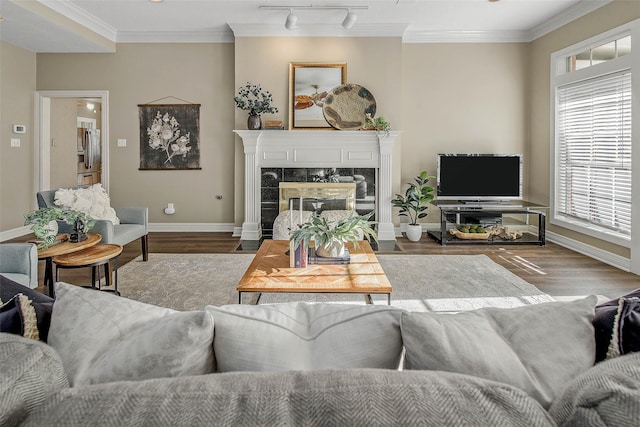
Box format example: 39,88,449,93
323,83,377,130
391,171,435,242
264,120,284,130
138,97,201,170
289,62,346,130
290,210,377,260
24,207,95,248
364,113,391,138
234,82,278,130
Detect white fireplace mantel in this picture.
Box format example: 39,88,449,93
234,129,400,243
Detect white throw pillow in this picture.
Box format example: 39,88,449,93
207,302,404,372
401,295,598,409
48,282,215,386
54,184,120,224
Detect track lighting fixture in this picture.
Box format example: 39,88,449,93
342,10,357,29
285,9,298,30
260,5,368,30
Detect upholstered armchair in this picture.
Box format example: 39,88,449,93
36,188,149,261
0,243,38,289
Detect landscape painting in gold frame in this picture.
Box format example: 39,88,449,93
289,62,346,130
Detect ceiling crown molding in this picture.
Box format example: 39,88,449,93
527,0,614,41
39,0,117,41
402,29,529,44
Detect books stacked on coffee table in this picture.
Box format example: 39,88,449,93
308,247,351,265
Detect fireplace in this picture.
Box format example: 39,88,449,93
234,130,399,246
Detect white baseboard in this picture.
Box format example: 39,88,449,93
546,230,631,272
149,223,236,233
0,226,32,242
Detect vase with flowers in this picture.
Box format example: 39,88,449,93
234,82,279,130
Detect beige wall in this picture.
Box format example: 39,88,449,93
529,1,640,258
402,43,530,220
36,43,236,224
49,98,79,189
0,41,36,231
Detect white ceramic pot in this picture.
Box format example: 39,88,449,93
316,241,346,258
405,224,423,242
42,220,59,240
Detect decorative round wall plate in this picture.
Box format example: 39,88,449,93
322,84,376,130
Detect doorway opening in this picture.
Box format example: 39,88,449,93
34,90,109,200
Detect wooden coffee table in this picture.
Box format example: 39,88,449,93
37,233,102,297
237,240,392,304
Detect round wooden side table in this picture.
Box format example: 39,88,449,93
53,244,123,296
37,233,102,297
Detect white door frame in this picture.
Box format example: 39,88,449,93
34,90,109,201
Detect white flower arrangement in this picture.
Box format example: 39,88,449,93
146,111,191,164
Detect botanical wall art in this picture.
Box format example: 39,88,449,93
138,103,201,170
289,62,346,130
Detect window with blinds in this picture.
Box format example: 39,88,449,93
555,70,632,238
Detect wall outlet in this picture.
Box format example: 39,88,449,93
117,139,127,147
10,138,21,148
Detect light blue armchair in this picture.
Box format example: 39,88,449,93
36,189,149,261
0,243,38,289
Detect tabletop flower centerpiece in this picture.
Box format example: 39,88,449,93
234,82,278,130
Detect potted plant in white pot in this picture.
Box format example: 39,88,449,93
24,207,95,249
391,171,435,242
290,211,377,258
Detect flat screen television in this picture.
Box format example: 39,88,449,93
436,154,523,202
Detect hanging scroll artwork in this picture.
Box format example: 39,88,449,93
138,103,201,170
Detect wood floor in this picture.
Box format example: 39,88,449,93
10,232,640,300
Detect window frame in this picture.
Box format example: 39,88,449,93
550,20,637,248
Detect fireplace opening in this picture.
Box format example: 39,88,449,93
261,167,377,238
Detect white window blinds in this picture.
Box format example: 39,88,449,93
556,71,632,237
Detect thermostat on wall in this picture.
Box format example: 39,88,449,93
13,125,26,134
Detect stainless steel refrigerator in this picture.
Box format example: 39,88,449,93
77,128,101,185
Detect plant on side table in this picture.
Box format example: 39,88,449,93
24,207,96,249
290,211,378,258
391,171,435,242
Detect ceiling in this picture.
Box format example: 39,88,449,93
0,0,613,52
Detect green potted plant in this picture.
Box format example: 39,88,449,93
290,211,377,258
391,171,435,242
24,207,95,248
234,82,279,130
363,113,391,138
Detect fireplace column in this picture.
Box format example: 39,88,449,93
377,133,396,243
235,130,261,243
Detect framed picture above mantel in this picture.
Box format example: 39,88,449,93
289,62,346,130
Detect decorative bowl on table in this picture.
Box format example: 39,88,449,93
449,225,491,240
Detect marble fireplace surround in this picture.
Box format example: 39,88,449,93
235,130,399,245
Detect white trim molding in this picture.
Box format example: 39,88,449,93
149,223,236,233
546,230,632,273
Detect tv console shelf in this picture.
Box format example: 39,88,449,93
427,200,547,246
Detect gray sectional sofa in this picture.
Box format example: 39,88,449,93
2,281,640,426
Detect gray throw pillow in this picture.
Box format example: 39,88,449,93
207,302,404,372
48,282,215,386
401,296,597,409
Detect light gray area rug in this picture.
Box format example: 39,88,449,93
114,253,554,312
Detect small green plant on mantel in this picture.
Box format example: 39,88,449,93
24,207,95,248
364,113,391,138
391,171,436,225
290,211,377,257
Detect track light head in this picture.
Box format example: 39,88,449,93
285,10,297,30
342,10,357,29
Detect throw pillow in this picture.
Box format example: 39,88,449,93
54,184,120,224
48,282,215,386
401,296,597,409
593,289,640,362
0,294,52,342
206,302,404,372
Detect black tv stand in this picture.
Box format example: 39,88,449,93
428,200,547,246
